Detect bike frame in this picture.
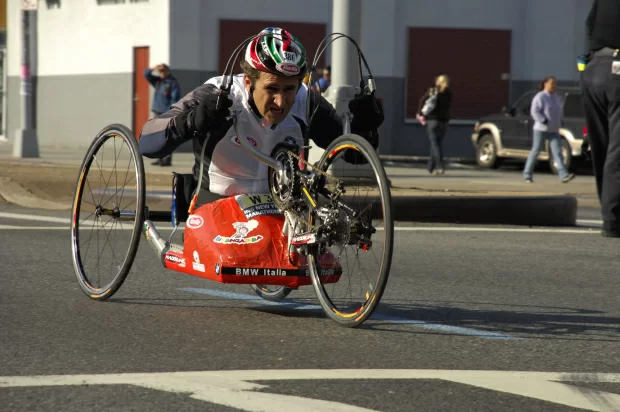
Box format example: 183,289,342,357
131,31,377,281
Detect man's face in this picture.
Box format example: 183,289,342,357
322,69,330,80
245,72,299,125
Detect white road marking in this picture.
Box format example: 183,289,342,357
0,211,70,224
0,211,601,234
382,227,597,234
0,225,599,234
577,219,603,226
1,369,620,411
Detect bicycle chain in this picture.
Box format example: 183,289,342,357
274,150,343,232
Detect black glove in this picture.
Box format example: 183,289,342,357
349,91,384,134
176,85,233,137
192,87,233,133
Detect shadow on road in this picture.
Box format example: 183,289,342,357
361,299,620,341
111,296,620,342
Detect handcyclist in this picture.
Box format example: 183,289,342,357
138,27,384,205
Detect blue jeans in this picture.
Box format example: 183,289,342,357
523,131,568,180
426,120,447,172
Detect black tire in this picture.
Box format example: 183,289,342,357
70,124,146,300
307,134,394,327
476,134,501,169
549,138,573,174
250,284,293,302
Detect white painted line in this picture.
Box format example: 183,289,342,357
1,369,620,411
0,212,599,234
381,227,597,234
0,224,597,235
0,211,70,224
577,219,603,226
0,225,177,231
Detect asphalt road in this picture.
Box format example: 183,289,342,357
1,206,620,411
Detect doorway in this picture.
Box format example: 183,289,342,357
133,46,149,138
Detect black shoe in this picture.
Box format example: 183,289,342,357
160,155,172,167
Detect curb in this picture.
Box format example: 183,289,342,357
387,195,577,226
143,191,578,226
0,177,71,211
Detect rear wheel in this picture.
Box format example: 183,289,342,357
306,134,394,328
70,124,145,300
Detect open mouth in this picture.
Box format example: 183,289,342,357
271,108,284,116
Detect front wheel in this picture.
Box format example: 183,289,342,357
307,134,394,327
70,124,146,300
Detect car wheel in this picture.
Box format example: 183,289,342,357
549,138,572,174
476,134,500,169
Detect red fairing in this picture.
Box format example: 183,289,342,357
164,194,341,288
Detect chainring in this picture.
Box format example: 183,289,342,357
269,150,344,231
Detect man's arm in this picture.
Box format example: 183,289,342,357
143,67,159,87
138,83,218,158
305,94,344,149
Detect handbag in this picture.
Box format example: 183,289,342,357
421,89,438,116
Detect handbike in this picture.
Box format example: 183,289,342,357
69,33,394,327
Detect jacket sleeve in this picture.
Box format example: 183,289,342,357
138,83,217,158
530,93,546,124
143,68,159,87
305,94,344,149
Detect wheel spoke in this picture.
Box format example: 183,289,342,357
71,126,144,300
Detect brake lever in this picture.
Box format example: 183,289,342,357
216,78,232,111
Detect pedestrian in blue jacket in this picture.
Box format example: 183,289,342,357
144,63,181,166
523,76,575,183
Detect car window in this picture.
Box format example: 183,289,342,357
562,93,584,118
513,92,536,115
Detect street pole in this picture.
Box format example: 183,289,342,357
329,0,361,99
13,0,39,158
309,0,374,179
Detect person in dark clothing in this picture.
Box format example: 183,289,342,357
580,0,620,237
143,63,181,166
416,74,453,175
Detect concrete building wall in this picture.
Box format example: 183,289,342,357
168,0,331,96
6,0,169,147
4,0,596,160
358,0,595,157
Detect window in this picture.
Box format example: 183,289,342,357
562,93,584,118
513,91,536,115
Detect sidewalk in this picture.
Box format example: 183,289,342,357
0,142,595,225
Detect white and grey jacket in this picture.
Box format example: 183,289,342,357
139,74,348,196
